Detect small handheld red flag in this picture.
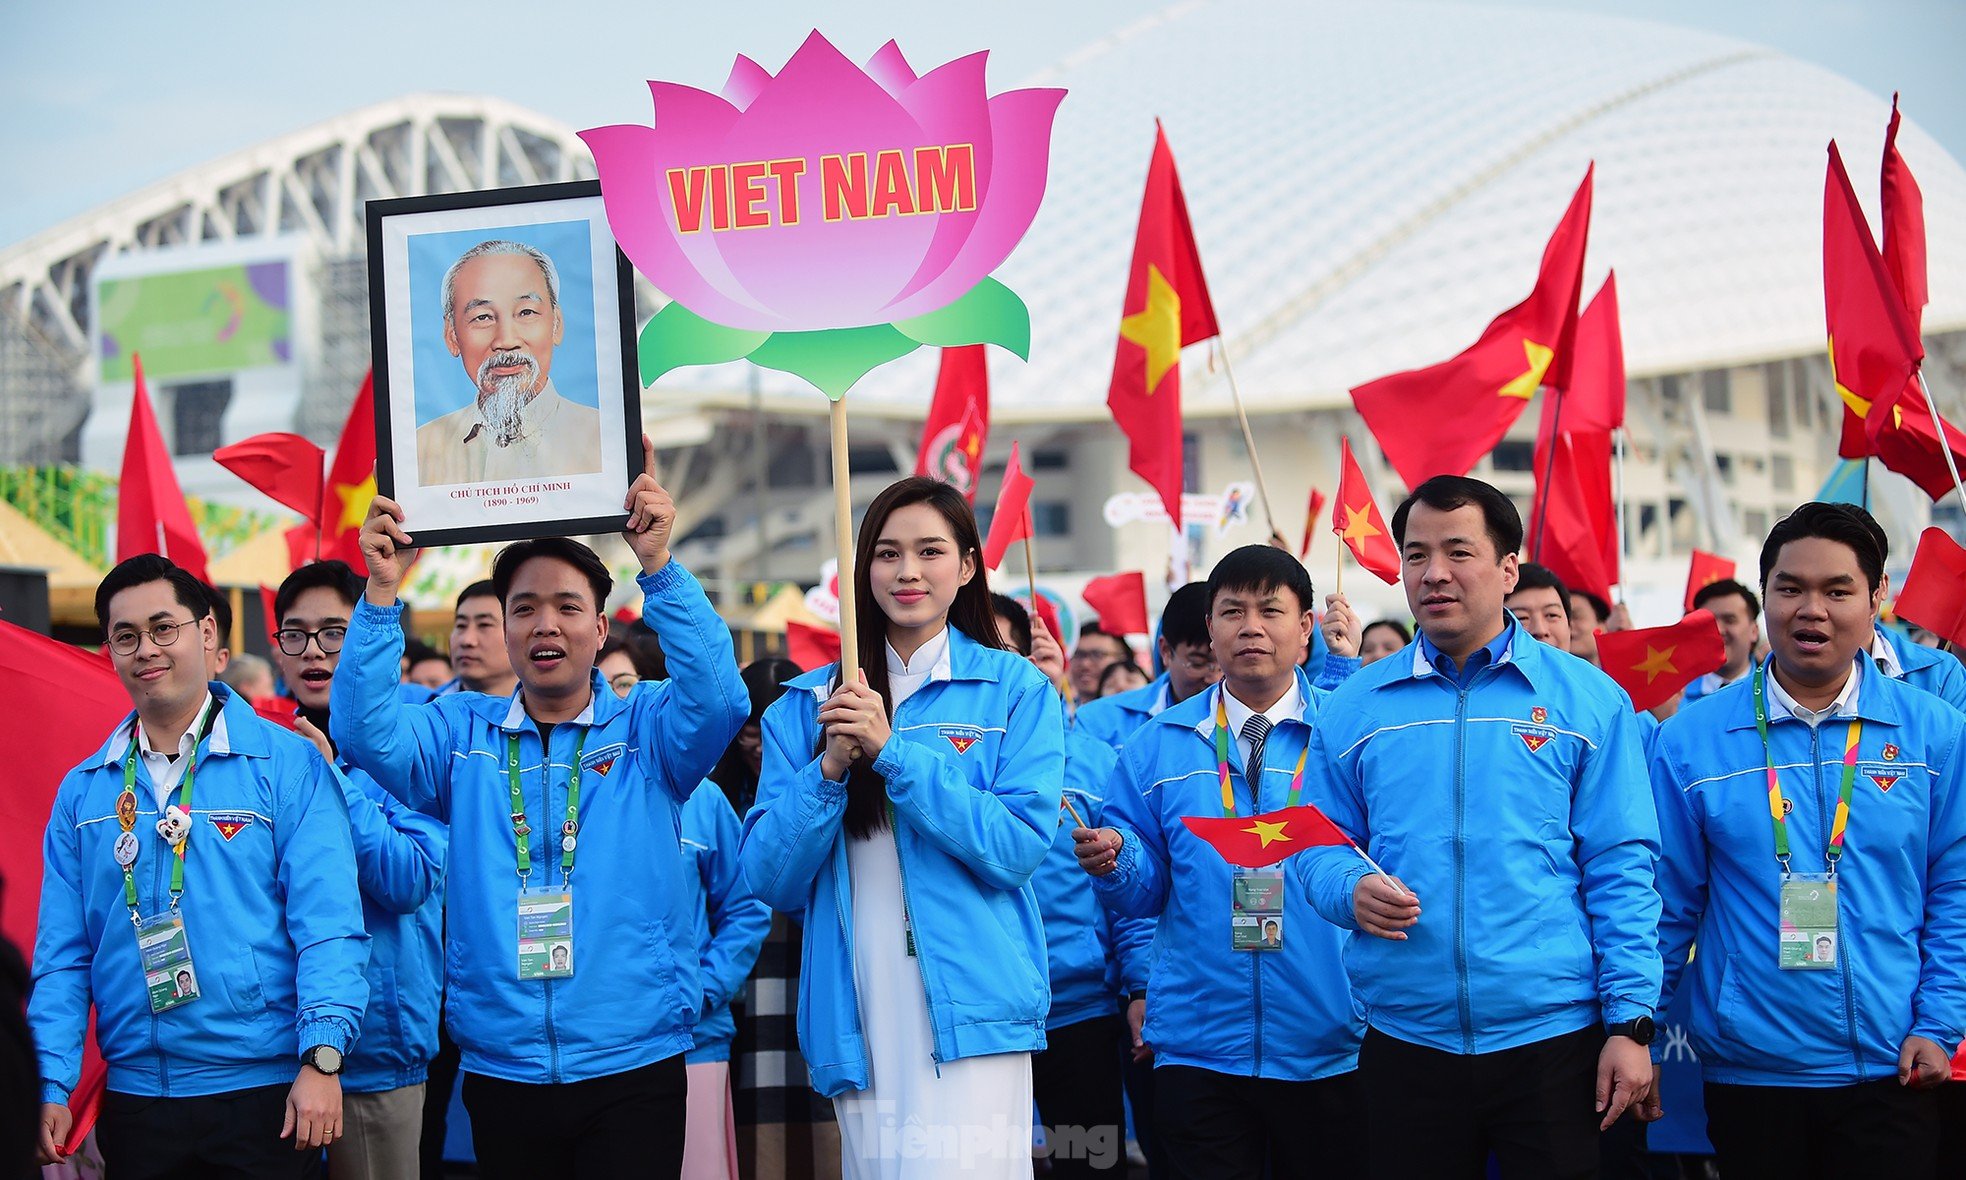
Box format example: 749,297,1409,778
786,619,843,672
319,372,380,567
118,354,212,584
214,433,327,524
1683,550,1736,613
1893,528,1966,649
1299,488,1327,559
1181,805,1355,869
1333,438,1400,585
915,346,990,503
1082,572,1150,636
982,442,1036,571
1597,610,1726,713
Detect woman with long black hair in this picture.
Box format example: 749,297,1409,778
740,477,1065,1179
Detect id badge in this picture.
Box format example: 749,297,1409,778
1231,867,1285,952
135,911,200,1013
1778,873,1838,970
517,887,574,980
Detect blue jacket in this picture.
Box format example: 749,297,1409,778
1296,621,1662,1055
1651,660,1966,1085
680,780,772,1064
1094,669,1363,1080
1072,676,1168,754
739,627,1064,1097
1881,627,1966,714
30,685,369,1102
331,561,747,1084
1033,730,1132,1030
335,758,446,1094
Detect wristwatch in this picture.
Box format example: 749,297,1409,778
1606,1016,1655,1046
302,1044,344,1076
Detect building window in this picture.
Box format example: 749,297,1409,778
1491,440,1536,472
1031,502,1070,537
1715,454,1735,485
1702,370,1731,414
1766,362,1791,438
1658,374,1682,406
1030,448,1069,472
171,380,231,457
1772,454,1795,491
847,445,898,474
1744,509,1770,538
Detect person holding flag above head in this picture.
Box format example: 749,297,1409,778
1649,502,1966,1177
329,437,748,1180
1295,475,1661,1179
740,476,1064,1180
1073,544,1366,1180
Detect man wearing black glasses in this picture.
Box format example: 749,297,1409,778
270,560,447,1180
30,554,368,1176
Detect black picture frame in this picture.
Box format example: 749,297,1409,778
365,179,641,550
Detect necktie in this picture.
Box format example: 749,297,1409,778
1241,713,1271,777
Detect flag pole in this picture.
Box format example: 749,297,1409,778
1917,372,1966,516
1349,841,1409,896
1613,427,1628,604
1021,513,1040,606
1213,338,1283,541
829,399,860,683
1334,537,1345,597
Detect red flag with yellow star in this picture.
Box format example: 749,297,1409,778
916,345,990,503
1182,805,1354,869
1107,123,1221,527
1350,165,1593,489
319,371,379,567
1596,610,1725,713
1682,549,1735,614
1332,437,1400,584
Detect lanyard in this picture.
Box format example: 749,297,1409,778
1213,687,1309,817
506,727,588,883
118,700,217,914
1751,664,1862,875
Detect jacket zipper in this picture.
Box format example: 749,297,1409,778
1454,680,1473,1054
1247,741,1264,1075
1811,725,1864,1072
539,726,562,1084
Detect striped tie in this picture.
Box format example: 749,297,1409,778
1241,713,1271,775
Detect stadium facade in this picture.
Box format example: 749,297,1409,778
3,1,1963,624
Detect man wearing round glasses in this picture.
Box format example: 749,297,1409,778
31,554,368,1175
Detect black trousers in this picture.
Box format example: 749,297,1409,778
1121,1040,1169,1179
1938,1079,1966,1180
1705,1078,1940,1180
418,1019,460,1178
462,1055,686,1180
98,1084,322,1180
1358,1024,1601,1179
1032,1015,1129,1176
1152,1063,1366,1180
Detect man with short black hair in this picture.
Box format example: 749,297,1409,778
1651,501,1966,1175
271,560,446,1180
1076,545,1366,1179
1070,624,1132,705
1682,578,1762,705
331,443,746,1179
1297,475,1660,1179
32,554,368,1175
1506,563,1573,653
442,580,517,698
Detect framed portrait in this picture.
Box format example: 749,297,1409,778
366,180,641,548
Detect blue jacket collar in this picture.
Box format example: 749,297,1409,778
494,669,622,733
1724,655,1904,732
1400,615,1540,691
790,625,1004,701
95,682,271,766
1884,626,1951,677
1158,666,1317,736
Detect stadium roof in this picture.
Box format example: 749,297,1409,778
663,0,1966,419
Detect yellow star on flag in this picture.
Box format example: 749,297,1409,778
335,472,377,534
1339,503,1382,546
1498,339,1555,400
1633,644,1680,683
1119,264,1182,393
1243,817,1292,848
1828,338,1903,429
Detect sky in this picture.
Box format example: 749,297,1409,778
4,0,1961,248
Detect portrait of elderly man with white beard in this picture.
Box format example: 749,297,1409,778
414,238,602,486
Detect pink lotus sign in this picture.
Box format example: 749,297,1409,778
582,32,1065,398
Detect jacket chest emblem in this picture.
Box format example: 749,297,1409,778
940,726,984,754
1511,721,1555,753
581,743,626,777
1858,762,1906,792
1530,706,1548,725
1882,743,1900,762
208,811,255,841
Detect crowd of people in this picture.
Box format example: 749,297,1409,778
17,458,1966,1180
